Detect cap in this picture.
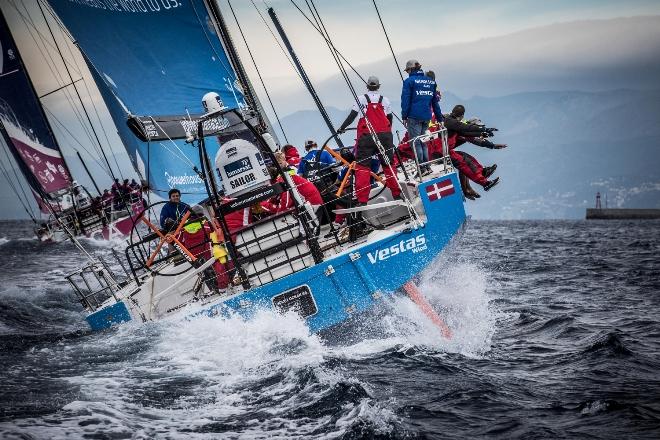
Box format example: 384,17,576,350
304,139,317,149
425,70,435,80
404,59,420,71
367,75,380,87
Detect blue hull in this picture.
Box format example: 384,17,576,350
87,173,466,333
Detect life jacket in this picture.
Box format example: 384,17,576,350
181,219,228,263
356,94,391,139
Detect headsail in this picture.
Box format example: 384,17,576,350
0,10,72,209
47,0,264,203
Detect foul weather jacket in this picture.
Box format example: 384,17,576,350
401,69,443,122
159,201,190,229
443,115,485,149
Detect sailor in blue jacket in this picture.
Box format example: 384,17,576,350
401,59,443,173
297,139,336,179
160,188,190,230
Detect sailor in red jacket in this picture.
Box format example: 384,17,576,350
444,105,505,198
177,205,231,289
261,168,323,214
336,76,401,205
282,144,301,167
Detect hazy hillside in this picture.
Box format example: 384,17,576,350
280,89,660,219
271,16,660,115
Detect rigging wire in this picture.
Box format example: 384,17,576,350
37,0,125,175
10,0,110,170
253,0,304,84
188,0,239,87
226,0,289,143
371,0,404,82
0,145,38,221
287,0,405,124
288,0,367,86
41,106,111,175
8,1,83,77
35,0,121,182
61,43,125,181
303,0,422,226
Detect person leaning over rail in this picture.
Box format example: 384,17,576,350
400,59,443,175
160,188,190,230
336,75,401,206
443,105,504,197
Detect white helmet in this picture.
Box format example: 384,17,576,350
202,92,226,116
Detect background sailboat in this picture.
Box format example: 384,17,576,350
0,5,142,241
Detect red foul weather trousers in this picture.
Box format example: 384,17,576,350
450,150,488,187
354,162,400,203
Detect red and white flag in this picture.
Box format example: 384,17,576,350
425,179,455,202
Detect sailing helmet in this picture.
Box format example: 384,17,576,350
202,92,225,116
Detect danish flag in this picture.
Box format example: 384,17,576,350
425,179,455,202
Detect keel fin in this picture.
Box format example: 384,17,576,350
402,281,452,339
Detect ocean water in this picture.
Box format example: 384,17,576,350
0,219,658,439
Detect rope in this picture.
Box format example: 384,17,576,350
35,0,120,182
287,0,405,125
0,146,37,221
254,0,305,84
303,0,422,227
226,0,289,143
372,0,404,82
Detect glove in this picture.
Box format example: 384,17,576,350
494,144,507,149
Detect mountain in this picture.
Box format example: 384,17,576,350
269,16,660,115
279,89,660,219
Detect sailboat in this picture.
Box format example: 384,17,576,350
49,1,467,335
0,7,143,242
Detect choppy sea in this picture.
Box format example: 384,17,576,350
0,219,658,439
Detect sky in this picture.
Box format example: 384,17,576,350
1,0,659,219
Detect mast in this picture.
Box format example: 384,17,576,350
268,8,344,149
204,0,279,141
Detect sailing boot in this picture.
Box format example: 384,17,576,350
483,177,500,192
483,164,497,179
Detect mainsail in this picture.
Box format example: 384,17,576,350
48,0,266,203
0,10,72,210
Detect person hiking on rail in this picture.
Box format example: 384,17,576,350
443,105,504,196
336,75,401,205
400,60,443,175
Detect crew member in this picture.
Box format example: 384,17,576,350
337,75,401,205
160,188,190,230
400,60,443,174
262,167,323,215
444,105,504,195
177,205,230,289
297,139,336,184
282,144,301,166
